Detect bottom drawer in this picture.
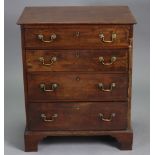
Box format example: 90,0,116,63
28,102,128,131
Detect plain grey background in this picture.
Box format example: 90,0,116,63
4,0,150,155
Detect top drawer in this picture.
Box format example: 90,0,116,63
24,25,131,49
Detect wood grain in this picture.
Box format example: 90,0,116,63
17,6,136,25
24,128,133,151
24,25,130,49
27,72,128,102
26,49,128,72
27,102,128,131
17,6,135,151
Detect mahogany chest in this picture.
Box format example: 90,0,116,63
17,6,136,151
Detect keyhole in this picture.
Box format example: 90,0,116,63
73,32,80,38
76,76,80,81
76,51,80,58
75,32,80,37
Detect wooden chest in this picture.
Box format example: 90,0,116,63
17,6,136,151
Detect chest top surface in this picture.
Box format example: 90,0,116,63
17,6,136,25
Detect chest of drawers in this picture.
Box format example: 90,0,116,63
17,6,136,152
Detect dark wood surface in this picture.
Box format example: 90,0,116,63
28,102,128,131
17,6,135,151
27,73,128,101
24,25,131,49
26,49,128,72
17,6,136,24
24,128,133,151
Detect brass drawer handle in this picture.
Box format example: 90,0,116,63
38,34,57,43
40,83,59,92
41,113,58,122
99,32,116,43
98,113,116,122
98,83,116,92
39,56,57,66
99,56,116,65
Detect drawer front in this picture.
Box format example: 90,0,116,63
28,102,128,131
27,73,128,101
24,25,130,49
26,50,128,72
